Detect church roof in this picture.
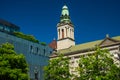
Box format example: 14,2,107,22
56,36,120,55
49,39,57,50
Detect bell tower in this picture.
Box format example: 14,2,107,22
57,5,75,50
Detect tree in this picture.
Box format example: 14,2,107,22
14,32,39,43
0,43,29,80
44,54,71,80
76,47,120,80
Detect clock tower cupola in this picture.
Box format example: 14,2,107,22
57,5,75,50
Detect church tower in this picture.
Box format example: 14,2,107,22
57,5,75,50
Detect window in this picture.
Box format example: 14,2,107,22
66,27,67,37
58,29,60,39
38,48,41,56
118,45,120,51
50,51,52,54
10,28,14,32
30,45,33,53
62,29,64,38
70,29,72,37
36,47,39,54
71,57,75,64
34,67,38,80
44,49,45,56
0,24,3,30
35,72,38,80
5,26,10,32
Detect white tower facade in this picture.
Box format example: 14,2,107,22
57,5,75,50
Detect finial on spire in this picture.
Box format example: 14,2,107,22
60,5,71,23
106,34,109,38
61,5,69,16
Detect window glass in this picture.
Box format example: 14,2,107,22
36,47,39,54
0,24,3,30
5,26,10,32
118,45,120,51
44,49,45,55
30,45,33,53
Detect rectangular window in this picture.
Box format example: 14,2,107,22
36,47,39,54
5,26,10,32
30,45,33,53
0,24,3,30
44,49,45,55
62,29,64,38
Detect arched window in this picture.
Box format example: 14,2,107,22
58,29,60,39
62,29,64,38
70,29,71,37
66,28,67,37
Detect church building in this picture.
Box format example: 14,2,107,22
49,5,120,75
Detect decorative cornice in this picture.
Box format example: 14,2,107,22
50,43,120,58
58,37,75,41
57,22,74,27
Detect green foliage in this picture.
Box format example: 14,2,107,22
0,43,29,80
40,42,47,46
76,47,120,80
14,32,39,43
44,54,71,80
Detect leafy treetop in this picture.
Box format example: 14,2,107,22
76,47,120,80
44,54,71,80
0,43,29,80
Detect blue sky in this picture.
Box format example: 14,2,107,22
0,0,120,44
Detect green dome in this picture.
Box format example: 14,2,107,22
59,5,73,24
61,5,69,16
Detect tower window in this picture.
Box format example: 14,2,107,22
62,29,64,38
58,29,60,39
66,28,67,37
70,29,71,37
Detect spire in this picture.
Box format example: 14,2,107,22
61,5,69,16
60,5,71,23
106,34,109,38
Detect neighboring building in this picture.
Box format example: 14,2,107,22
0,19,52,80
50,5,120,76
